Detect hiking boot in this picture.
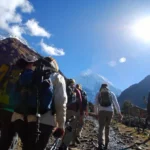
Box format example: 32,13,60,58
59,143,68,150
104,143,108,149
98,144,104,150
75,137,80,144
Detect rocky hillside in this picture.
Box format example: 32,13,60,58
118,75,150,108
0,37,41,66
0,37,66,78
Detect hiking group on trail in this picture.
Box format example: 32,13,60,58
0,52,149,150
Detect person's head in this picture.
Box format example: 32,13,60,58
25,62,34,69
69,79,76,88
100,83,108,91
44,57,59,72
76,84,82,90
16,55,38,70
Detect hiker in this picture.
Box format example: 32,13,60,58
0,56,67,150
76,84,88,138
60,79,83,149
94,84,123,150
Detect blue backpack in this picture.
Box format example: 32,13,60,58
14,69,53,115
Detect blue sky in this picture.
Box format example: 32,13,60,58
1,0,150,90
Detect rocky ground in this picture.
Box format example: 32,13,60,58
68,116,128,150
48,116,130,150
112,121,150,150
15,116,150,150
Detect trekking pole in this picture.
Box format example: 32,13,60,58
47,116,76,150
50,138,62,150
35,61,45,143
8,132,18,150
35,80,41,143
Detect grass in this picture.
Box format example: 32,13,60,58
112,120,150,150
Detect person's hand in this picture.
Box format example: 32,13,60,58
53,128,65,138
118,113,123,121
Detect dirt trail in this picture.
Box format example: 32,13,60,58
68,116,130,150
16,116,149,150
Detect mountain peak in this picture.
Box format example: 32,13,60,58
80,69,113,86
75,71,121,102
81,69,92,76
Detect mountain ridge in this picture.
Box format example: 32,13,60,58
118,75,150,108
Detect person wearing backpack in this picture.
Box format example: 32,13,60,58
60,79,83,149
0,56,67,150
94,84,123,150
76,84,88,139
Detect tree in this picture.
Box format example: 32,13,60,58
122,100,133,115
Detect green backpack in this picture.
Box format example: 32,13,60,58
98,88,112,107
0,64,22,110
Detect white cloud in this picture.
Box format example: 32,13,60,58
0,0,33,38
9,25,25,38
0,0,50,39
26,19,50,38
108,61,117,67
20,0,34,13
40,39,65,56
119,57,126,63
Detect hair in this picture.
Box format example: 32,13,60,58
99,83,108,91
44,57,59,72
76,84,82,90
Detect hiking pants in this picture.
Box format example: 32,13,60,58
0,109,13,150
98,110,113,146
0,120,53,150
62,110,79,146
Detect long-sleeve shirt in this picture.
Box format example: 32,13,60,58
40,72,67,129
94,91,121,115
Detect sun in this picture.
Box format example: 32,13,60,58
132,17,150,42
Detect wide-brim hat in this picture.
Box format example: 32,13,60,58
20,54,38,63
16,54,38,68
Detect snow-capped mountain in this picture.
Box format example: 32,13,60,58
75,70,121,103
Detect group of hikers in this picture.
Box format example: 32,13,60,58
0,55,89,150
0,54,125,150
